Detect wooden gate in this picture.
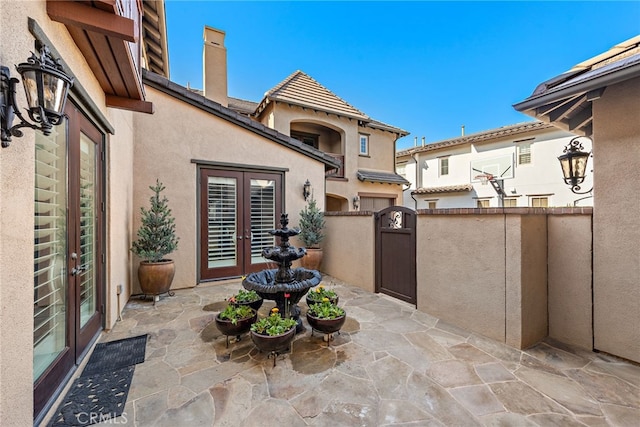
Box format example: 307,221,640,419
375,206,417,304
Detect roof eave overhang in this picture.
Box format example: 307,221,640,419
47,0,153,114
513,63,640,136
142,70,340,171
260,96,369,121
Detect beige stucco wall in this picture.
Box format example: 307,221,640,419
507,214,547,348
105,108,135,329
548,214,592,349
132,87,327,290
322,213,375,292
0,1,127,423
417,214,507,342
592,77,640,363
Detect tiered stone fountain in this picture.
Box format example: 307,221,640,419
242,213,321,332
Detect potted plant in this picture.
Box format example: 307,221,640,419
131,179,179,303
306,300,346,346
298,197,325,270
229,289,263,311
215,304,258,347
250,308,297,366
306,284,338,307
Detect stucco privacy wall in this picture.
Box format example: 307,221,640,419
417,213,508,343
322,209,593,351
323,212,375,292
132,86,327,290
0,2,125,423
548,214,593,349
592,77,640,363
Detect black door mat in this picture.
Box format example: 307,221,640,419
81,334,147,377
48,366,134,426
47,335,147,427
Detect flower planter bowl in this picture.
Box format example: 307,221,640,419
306,312,346,335
251,327,296,366
215,310,257,347
234,298,263,311
306,294,338,307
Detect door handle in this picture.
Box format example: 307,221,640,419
71,264,87,276
245,229,251,241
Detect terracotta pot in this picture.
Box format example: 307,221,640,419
138,260,175,297
215,310,257,337
306,312,346,335
250,326,296,353
301,248,323,270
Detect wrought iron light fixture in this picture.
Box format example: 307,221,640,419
303,179,312,201
558,136,592,194
352,195,360,210
1,43,74,147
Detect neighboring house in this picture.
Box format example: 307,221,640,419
396,122,591,209
206,31,409,211
514,35,640,364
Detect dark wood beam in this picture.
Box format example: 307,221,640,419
548,95,584,122
568,106,592,132
106,95,154,114
47,1,136,42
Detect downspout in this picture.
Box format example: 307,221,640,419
411,151,421,210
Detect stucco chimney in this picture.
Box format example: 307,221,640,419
203,26,228,107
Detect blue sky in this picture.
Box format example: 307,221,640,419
164,1,640,150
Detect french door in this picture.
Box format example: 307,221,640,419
33,102,104,418
200,169,282,280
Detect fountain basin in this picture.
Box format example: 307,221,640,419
242,268,321,332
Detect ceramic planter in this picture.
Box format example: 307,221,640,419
306,312,346,335
215,309,257,347
306,294,339,307
137,260,175,303
233,298,263,311
251,327,296,366
301,247,323,270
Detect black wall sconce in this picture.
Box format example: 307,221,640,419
1,43,74,147
353,195,360,210
558,136,592,194
303,179,312,201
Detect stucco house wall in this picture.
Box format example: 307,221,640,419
592,76,640,362
132,86,328,290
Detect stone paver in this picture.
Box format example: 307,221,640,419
78,276,638,426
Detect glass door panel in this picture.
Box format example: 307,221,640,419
207,176,238,268
33,127,68,381
249,179,276,265
78,134,97,327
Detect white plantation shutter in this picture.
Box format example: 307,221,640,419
250,179,276,264
33,130,67,381
207,176,237,268
78,135,97,327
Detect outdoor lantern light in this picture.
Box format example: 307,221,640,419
558,136,592,194
1,43,74,147
303,179,312,201
353,195,360,210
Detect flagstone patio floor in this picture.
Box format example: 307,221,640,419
93,276,638,426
